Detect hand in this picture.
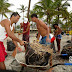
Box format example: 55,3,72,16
36,39,39,43
19,41,26,46
46,37,51,43
24,41,28,44
18,33,22,35
20,23,23,25
17,46,22,52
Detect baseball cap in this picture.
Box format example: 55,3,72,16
24,18,28,23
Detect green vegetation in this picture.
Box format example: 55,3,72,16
0,0,13,20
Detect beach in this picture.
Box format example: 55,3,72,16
4,33,72,72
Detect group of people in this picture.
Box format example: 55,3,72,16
0,12,62,72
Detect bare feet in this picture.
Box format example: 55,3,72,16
56,51,60,54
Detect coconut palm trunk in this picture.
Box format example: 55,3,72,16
27,0,31,21
47,13,49,24
58,7,59,24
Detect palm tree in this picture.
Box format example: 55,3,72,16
17,5,27,22
0,0,12,20
68,12,72,44
27,0,31,21
33,0,56,25
53,0,70,24
62,9,69,30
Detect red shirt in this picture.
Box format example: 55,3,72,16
23,22,30,35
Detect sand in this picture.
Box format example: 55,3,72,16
4,33,72,72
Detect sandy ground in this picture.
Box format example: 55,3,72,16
4,33,72,72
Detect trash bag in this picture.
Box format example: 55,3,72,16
25,43,51,66
61,43,72,59
7,40,16,51
61,31,65,35
66,40,71,43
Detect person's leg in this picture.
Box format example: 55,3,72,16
0,42,6,70
22,35,29,51
2,43,7,57
0,62,6,70
25,35,29,42
56,38,61,53
46,55,53,72
22,35,26,41
22,35,26,50
52,41,56,53
56,38,58,51
57,39,61,53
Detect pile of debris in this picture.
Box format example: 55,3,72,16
25,43,53,66
7,40,16,51
61,42,72,59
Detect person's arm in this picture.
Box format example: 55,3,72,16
49,26,51,33
12,27,18,46
19,22,30,35
12,27,22,51
54,29,58,37
37,32,40,42
4,19,24,45
39,20,50,42
54,27,61,37
22,22,30,34
20,23,23,28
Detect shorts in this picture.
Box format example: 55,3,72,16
39,35,51,45
56,34,62,39
0,42,7,62
22,35,29,42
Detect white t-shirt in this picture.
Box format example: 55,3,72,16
0,19,14,42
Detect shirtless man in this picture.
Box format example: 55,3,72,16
0,12,26,70
31,14,51,44
53,24,62,53
31,14,53,72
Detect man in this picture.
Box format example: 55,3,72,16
31,14,51,44
18,18,30,50
31,14,53,72
53,24,62,54
0,12,26,70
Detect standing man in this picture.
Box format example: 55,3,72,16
31,14,53,72
31,14,51,44
0,12,26,70
18,18,30,50
53,24,62,54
